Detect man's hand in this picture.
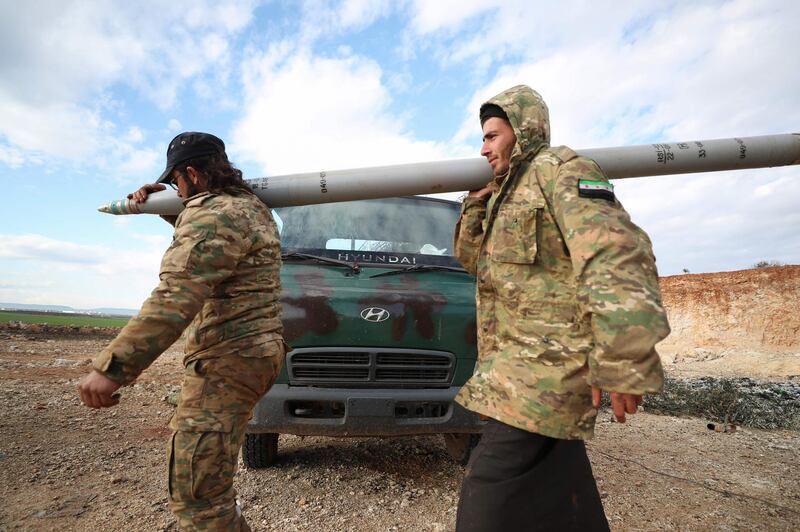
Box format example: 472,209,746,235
467,186,493,199
127,183,177,225
127,183,166,203
78,370,122,409
591,387,642,423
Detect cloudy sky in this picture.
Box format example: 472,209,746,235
1,0,798,310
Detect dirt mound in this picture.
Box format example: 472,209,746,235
0,321,120,338
658,265,800,380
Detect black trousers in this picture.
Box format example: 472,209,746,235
456,419,610,532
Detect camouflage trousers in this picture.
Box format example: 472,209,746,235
168,345,283,531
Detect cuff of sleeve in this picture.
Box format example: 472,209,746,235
92,350,134,386
588,350,664,395
462,196,489,210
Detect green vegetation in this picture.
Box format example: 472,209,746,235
0,311,129,328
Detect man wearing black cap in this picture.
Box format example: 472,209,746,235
79,132,286,531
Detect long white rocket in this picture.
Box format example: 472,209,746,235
98,133,800,216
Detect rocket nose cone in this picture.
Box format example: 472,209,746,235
97,199,139,215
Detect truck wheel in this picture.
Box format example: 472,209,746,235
242,433,278,468
443,433,481,465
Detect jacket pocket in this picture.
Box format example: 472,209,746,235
511,301,593,361
489,202,544,264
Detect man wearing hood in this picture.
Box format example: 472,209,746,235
453,85,670,530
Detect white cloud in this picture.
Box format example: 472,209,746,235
447,3,798,147
0,233,162,270
415,0,800,274
115,147,162,179
232,45,470,174
124,127,145,144
0,234,106,264
407,1,644,74
607,164,800,275
0,275,59,306
0,0,258,170
0,144,25,168
0,92,107,160
409,0,495,34
299,0,394,42
0,233,165,308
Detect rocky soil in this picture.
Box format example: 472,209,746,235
1,266,799,531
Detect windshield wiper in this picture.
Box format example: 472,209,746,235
369,264,469,278
281,252,360,273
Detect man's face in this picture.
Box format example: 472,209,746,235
170,169,196,199
480,117,516,177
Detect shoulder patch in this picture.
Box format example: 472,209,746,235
578,179,615,201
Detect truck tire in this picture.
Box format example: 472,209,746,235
443,433,481,465
242,433,278,468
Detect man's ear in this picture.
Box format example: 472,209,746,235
185,166,202,185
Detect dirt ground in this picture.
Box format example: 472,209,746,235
0,334,797,531
1,266,799,531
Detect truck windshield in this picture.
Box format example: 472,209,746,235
273,196,462,268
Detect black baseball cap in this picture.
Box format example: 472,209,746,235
156,131,226,184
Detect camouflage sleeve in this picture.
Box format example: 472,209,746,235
92,207,249,385
547,157,670,394
453,196,489,275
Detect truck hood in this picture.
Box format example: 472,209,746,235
279,263,477,356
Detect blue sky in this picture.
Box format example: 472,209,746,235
1,0,798,310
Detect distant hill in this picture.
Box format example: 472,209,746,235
0,303,73,313
89,307,138,316
0,302,137,317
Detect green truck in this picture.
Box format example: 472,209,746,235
244,195,484,467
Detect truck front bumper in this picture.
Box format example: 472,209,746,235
248,384,486,436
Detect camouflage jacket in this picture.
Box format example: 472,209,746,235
93,189,284,385
454,85,670,439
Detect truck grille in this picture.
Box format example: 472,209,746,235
287,347,455,387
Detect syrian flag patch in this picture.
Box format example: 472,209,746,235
578,179,615,201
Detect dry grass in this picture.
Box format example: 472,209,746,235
641,376,800,430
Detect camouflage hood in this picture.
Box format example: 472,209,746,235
480,85,550,174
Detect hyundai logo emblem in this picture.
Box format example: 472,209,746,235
360,307,390,322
